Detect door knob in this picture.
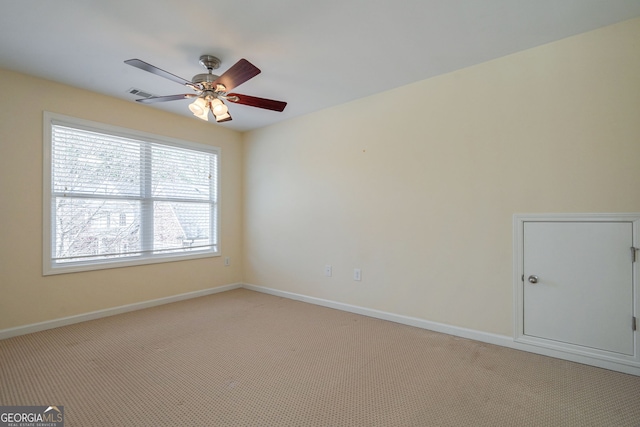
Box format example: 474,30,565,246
528,275,539,284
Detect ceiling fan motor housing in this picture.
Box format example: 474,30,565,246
192,73,220,86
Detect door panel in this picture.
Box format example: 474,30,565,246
523,221,634,355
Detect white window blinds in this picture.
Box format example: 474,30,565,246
45,114,219,274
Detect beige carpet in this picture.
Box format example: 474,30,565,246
1,288,639,426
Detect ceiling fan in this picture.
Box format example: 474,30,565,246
124,55,287,123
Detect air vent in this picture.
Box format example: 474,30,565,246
127,87,155,98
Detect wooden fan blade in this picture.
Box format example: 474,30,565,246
136,94,198,104
213,59,261,92
125,59,195,87
227,93,287,112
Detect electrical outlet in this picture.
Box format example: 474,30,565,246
324,265,332,277
224,257,230,266
353,268,361,281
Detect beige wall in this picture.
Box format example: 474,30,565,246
2,18,639,336
0,69,244,330
243,18,640,336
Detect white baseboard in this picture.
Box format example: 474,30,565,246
0,283,242,340
243,283,640,376
2,281,638,376
242,283,513,346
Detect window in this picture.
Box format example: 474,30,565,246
43,112,219,275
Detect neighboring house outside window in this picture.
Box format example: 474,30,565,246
43,112,219,275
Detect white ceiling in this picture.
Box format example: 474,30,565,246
1,0,639,132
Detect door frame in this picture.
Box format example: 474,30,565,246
513,213,640,371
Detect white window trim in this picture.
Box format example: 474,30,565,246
43,111,221,275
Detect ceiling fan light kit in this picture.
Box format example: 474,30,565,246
211,98,227,115
124,55,287,124
188,97,207,116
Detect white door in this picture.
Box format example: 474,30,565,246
523,221,634,355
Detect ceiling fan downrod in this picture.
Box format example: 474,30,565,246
192,55,223,91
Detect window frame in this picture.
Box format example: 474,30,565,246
43,111,221,275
